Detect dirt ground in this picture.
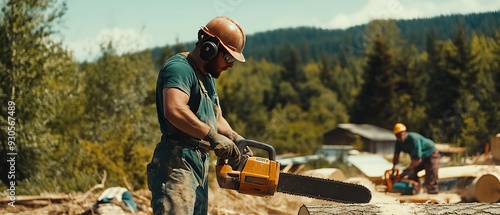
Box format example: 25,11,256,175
2,178,500,215
3,157,500,215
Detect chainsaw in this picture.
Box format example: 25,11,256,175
216,139,372,203
384,168,420,195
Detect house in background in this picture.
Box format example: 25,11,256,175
278,123,396,174
314,144,355,163
322,123,396,156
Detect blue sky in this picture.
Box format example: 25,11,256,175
56,0,500,61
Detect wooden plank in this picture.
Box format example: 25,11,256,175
301,168,346,181
435,143,465,154
417,165,500,179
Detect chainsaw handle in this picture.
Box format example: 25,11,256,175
391,168,400,177
237,139,276,161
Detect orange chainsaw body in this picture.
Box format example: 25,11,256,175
216,157,280,196
216,140,280,196
215,140,373,203
384,168,421,195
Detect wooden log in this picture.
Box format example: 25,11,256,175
467,173,500,203
389,193,462,204
476,173,500,202
462,176,482,202
0,195,73,203
298,203,500,215
281,163,293,173
420,165,500,179
0,195,73,207
301,168,346,181
491,134,500,161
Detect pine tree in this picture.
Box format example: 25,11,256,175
425,28,447,121
468,33,500,150
351,33,396,128
281,44,303,86
425,34,463,142
272,44,302,108
319,54,360,108
391,45,428,132
434,20,488,151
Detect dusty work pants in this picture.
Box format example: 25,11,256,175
147,140,210,215
407,149,440,194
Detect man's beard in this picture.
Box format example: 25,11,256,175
203,60,224,78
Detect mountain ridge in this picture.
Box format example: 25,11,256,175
152,11,500,63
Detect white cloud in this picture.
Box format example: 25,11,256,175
403,0,499,18
326,0,404,29
325,0,499,29
65,28,154,62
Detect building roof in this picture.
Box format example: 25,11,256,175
346,154,393,178
277,155,320,165
332,123,396,142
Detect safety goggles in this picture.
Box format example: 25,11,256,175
222,50,236,64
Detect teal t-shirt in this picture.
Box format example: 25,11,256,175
155,53,219,137
394,132,435,159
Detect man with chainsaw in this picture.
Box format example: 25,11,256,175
147,16,251,214
392,123,440,194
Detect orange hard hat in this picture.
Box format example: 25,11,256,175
200,16,246,62
393,123,407,134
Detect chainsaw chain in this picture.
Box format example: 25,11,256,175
277,172,372,203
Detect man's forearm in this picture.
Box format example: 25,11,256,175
392,152,400,167
216,106,238,140
410,159,421,168
217,116,237,140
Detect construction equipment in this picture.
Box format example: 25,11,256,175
384,168,420,195
216,139,372,203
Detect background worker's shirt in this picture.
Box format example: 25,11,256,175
394,132,436,159
155,53,219,137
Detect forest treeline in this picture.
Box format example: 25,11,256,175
1,0,499,194
154,11,500,64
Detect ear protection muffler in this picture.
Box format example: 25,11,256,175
199,31,220,61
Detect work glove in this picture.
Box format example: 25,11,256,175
232,133,253,155
204,128,241,160
401,167,416,180
233,133,245,144
228,133,254,170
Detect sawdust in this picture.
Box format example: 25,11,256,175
0,176,497,215
0,178,468,215
0,183,308,215
3,154,499,214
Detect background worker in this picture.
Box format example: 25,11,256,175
392,123,440,194
147,16,249,214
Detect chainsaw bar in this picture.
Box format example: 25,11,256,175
277,172,372,203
